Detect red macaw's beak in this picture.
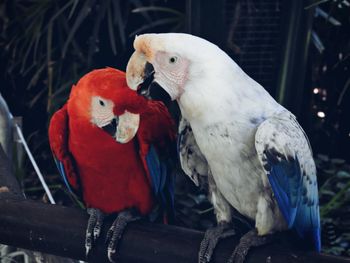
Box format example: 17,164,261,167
116,111,139,144
102,88,148,144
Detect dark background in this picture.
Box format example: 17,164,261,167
0,0,349,257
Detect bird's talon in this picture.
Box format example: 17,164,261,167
85,245,91,258
227,229,273,263
105,210,140,262
107,248,116,263
85,208,105,258
93,222,102,240
106,225,116,244
198,223,236,263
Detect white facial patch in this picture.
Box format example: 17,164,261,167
153,51,189,100
90,96,115,127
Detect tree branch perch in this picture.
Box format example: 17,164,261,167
0,197,348,263
0,138,348,263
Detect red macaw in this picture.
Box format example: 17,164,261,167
48,68,175,262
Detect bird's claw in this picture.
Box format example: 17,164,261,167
227,229,272,263
105,210,140,262
85,208,105,258
198,223,236,263
107,247,116,263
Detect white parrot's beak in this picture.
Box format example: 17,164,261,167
126,51,172,105
126,51,150,91
101,111,139,144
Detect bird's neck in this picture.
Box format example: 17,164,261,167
178,71,281,127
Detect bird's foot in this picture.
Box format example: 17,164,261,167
106,209,140,262
86,208,105,257
228,229,273,263
199,222,236,263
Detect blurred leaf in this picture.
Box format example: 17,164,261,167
68,0,79,19
62,0,96,58
320,189,336,197
129,17,179,36
132,6,183,16
305,0,330,9
312,30,325,53
28,87,47,108
321,180,350,217
129,0,152,22
331,158,346,165
337,77,350,106
317,154,329,162
49,0,75,24
27,63,46,90
323,169,337,174
107,2,117,55
315,7,342,26
113,0,126,48
337,171,350,178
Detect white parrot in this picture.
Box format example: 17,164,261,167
126,33,321,263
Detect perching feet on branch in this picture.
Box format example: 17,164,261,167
86,208,105,257
198,225,273,263
106,209,140,262
228,229,273,263
85,208,140,263
198,222,236,263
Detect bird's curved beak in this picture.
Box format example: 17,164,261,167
126,51,171,105
102,111,140,144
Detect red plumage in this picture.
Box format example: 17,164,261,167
49,68,175,215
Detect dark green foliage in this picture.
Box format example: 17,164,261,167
0,0,184,115
307,1,350,255
307,0,350,161
0,0,185,202
317,155,350,256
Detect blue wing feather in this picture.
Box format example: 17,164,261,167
145,145,161,194
266,154,321,251
267,156,302,228
256,113,321,252
53,156,75,195
145,145,175,219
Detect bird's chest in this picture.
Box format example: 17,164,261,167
191,122,263,219
70,126,143,176
69,124,153,213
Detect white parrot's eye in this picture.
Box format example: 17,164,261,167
169,56,178,64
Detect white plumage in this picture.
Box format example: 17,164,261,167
126,33,321,253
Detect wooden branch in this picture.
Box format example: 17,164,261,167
0,131,347,263
0,198,348,263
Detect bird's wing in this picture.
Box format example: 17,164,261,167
255,111,320,251
144,144,174,222
137,101,176,222
48,104,80,196
178,117,209,187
